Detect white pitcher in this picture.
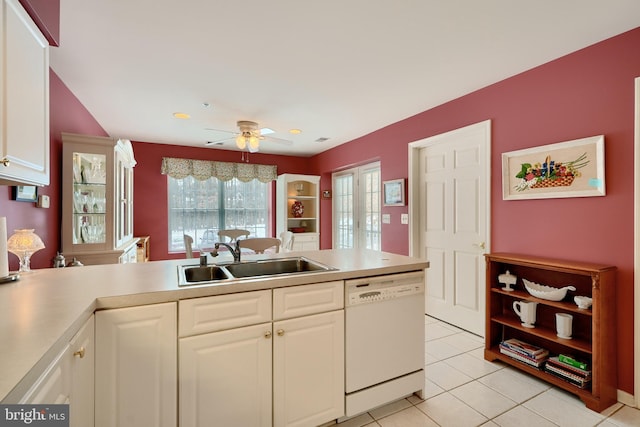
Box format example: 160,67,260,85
513,301,538,328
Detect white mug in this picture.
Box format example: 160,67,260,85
513,301,537,328
556,313,573,339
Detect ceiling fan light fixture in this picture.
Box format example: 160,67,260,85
249,135,260,149
236,134,247,149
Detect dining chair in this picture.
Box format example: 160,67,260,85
238,237,281,254
279,231,295,252
218,229,250,243
183,234,194,258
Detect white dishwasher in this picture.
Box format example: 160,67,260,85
344,271,425,417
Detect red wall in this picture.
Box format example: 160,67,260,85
131,142,313,261
311,27,640,394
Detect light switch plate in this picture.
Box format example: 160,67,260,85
37,195,50,208
401,213,409,224
382,214,391,224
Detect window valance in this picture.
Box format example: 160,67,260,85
161,157,277,183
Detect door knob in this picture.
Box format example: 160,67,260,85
277,329,285,337
264,331,272,339
73,347,85,358
473,242,486,250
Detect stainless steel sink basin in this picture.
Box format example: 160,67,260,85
178,257,336,286
179,265,232,285
224,257,335,278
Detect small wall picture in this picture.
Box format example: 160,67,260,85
383,179,405,206
12,186,38,202
322,190,332,199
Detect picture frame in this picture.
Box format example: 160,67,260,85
322,190,332,199
383,179,405,206
502,135,605,200
12,186,38,202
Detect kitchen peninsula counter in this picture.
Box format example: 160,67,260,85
0,249,428,402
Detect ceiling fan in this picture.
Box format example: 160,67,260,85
205,120,292,153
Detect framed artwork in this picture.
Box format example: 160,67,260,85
383,179,405,206
12,186,38,202
502,135,605,200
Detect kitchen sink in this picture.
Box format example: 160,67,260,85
224,257,335,278
182,265,232,283
178,257,336,286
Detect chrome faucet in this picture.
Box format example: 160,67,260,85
211,241,242,263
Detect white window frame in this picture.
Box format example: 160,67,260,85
167,176,270,252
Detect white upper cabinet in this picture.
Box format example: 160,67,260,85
0,0,50,186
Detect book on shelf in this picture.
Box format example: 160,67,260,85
499,345,546,368
546,357,591,378
544,363,591,389
500,338,549,359
558,354,590,371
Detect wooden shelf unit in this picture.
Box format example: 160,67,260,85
484,253,617,412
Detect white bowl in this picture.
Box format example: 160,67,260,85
574,296,593,309
522,279,576,301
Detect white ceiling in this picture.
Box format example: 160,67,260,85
50,0,640,156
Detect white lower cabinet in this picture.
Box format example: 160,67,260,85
95,302,177,427
179,322,273,427
179,281,345,427
273,310,344,427
19,315,94,427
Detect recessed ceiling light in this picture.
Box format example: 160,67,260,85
173,112,190,119
289,129,302,135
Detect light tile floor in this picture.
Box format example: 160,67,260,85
337,315,640,427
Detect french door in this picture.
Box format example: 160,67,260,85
332,162,381,250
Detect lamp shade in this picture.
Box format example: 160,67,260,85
7,229,45,272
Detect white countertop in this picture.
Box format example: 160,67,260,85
0,248,428,402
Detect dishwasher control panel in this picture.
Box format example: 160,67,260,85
345,271,425,306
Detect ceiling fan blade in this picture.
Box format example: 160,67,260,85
205,136,235,145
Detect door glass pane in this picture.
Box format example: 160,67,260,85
333,174,354,249
361,167,381,250
73,152,107,244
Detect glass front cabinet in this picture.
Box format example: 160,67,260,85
61,132,138,265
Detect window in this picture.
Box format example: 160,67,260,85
167,176,269,252
332,162,381,250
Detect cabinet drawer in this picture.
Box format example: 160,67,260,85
179,290,271,337
273,281,343,320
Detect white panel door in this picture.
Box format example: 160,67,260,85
179,323,273,427
416,121,490,336
96,302,177,427
273,310,344,427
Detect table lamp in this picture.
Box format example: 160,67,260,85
7,229,45,272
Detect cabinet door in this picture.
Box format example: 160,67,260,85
69,316,94,427
273,310,344,427
0,0,49,186
179,323,273,427
96,302,177,427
